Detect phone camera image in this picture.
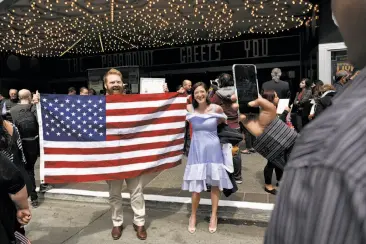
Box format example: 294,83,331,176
233,64,259,115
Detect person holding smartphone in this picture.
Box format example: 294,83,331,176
236,4,366,238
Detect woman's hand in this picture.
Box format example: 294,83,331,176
231,95,277,137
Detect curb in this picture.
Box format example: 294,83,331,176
37,188,272,225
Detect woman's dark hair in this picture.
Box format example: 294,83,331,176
88,88,97,95
217,73,233,87
262,90,276,104
302,78,313,89
192,82,211,109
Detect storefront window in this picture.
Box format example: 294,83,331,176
331,50,355,84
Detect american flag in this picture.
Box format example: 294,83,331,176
38,93,187,183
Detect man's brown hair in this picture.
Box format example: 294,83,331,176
103,68,123,84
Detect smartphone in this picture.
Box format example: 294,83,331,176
232,64,260,115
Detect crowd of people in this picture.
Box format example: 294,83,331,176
2,1,366,243
0,66,359,243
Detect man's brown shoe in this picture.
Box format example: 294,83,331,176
111,225,123,240
133,224,147,240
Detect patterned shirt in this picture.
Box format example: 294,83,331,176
254,67,366,244
1,123,27,165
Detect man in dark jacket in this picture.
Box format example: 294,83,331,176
314,85,336,119
1,89,19,122
211,73,242,184
262,68,290,99
10,89,40,208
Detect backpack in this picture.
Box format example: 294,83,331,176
10,105,38,139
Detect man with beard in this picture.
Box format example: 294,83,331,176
1,89,19,122
237,0,366,243
103,68,170,241
102,68,147,240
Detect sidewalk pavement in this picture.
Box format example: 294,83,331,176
35,152,276,223
26,199,265,244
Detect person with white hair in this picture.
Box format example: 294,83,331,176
261,68,290,99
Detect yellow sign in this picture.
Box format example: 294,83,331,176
336,62,354,73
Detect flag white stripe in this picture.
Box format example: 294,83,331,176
44,154,182,176
106,97,187,109
106,109,187,122
106,122,185,135
43,133,184,148
43,144,183,161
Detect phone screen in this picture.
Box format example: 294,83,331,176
233,64,260,115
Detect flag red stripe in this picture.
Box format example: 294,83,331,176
44,150,182,168
44,160,181,183
106,103,185,116
106,93,185,103
106,128,185,141
106,116,186,129
44,138,184,155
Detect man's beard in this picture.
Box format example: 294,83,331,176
186,90,192,95
107,87,123,95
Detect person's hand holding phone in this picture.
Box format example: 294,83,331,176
231,95,277,137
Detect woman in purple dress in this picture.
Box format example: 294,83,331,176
182,82,233,234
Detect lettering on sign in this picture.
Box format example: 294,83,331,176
102,51,154,68
61,36,299,73
244,38,268,58
336,62,354,73
180,43,221,64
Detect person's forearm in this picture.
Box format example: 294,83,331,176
253,118,298,169
9,185,29,210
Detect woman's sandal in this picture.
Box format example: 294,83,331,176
188,216,196,234
209,216,218,234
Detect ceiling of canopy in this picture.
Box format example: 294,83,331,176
0,0,318,57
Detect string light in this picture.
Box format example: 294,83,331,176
0,0,317,57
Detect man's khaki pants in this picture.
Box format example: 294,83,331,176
107,176,145,227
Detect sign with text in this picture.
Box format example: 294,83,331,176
140,77,166,94
62,35,299,73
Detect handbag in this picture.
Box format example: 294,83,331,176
222,172,238,197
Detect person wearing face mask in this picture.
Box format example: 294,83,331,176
292,78,313,132
1,89,19,122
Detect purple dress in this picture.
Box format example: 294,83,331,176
182,105,233,193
